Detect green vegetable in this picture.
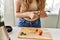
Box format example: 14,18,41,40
20,32,26,35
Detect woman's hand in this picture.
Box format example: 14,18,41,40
25,12,38,19
32,12,39,19
25,12,34,19
40,11,48,18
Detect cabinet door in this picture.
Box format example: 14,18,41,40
58,9,60,28
41,15,58,28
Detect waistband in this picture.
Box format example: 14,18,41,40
19,18,40,22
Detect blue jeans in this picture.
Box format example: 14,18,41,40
18,18,41,28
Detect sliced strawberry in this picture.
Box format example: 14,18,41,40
38,30,43,36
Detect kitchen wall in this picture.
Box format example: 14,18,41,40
4,0,15,26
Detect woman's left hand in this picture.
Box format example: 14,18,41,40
40,11,48,18
32,13,38,19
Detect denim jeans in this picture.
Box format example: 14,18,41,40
18,18,41,28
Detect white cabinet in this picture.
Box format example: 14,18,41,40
58,9,60,28
58,17,60,28
41,15,58,28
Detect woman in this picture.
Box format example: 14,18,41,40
16,0,47,28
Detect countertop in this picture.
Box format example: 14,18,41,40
9,27,60,40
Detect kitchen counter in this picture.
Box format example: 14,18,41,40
9,27,60,40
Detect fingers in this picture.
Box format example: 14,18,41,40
27,12,34,19
25,12,39,19
40,11,48,18
32,14,38,19
28,12,39,19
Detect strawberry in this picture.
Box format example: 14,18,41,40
38,30,43,36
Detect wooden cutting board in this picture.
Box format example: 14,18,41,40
17,27,52,40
